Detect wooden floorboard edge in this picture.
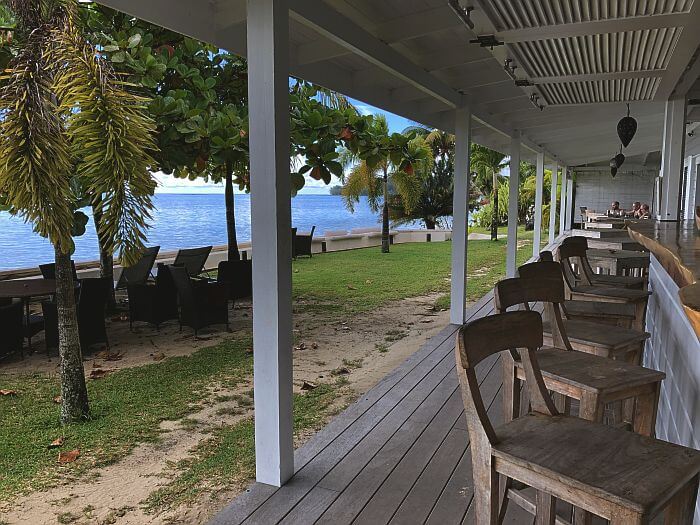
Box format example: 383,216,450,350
207,293,497,525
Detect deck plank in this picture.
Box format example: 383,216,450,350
209,293,505,525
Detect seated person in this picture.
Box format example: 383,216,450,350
638,203,651,219
607,201,621,217
629,201,641,217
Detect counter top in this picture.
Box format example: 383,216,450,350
627,221,700,336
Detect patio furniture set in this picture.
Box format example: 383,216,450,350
458,235,700,523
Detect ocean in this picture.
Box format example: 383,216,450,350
0,194,401,271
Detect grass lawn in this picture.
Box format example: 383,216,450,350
0,235,534,506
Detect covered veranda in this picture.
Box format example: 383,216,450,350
94,0,700,522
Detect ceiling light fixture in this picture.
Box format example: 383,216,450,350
447,0,474,30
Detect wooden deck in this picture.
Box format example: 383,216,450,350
209,292,537,524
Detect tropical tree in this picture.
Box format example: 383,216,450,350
341,116,432,252
389,127,456,229
470,144,508,240
0,0,156,423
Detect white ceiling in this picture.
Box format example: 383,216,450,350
96,0,700,167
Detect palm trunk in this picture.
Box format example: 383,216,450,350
490,169,498,241
91,199,116,311
55,245,89,423
225,162,240,262
381,167,390,253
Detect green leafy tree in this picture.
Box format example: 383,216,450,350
389,128,457,229
341,116,432,252
0,0,156,423
470,145,508,240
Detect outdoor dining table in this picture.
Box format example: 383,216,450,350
0,279,65,348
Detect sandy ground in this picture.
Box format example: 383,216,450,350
1,293,454,525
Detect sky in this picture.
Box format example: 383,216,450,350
155,96,415,195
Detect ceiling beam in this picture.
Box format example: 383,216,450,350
493,13,690,43
655,4,700,100
289,0,462,108
295,5,461,66
532,70,666,84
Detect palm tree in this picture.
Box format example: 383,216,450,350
389,127,455,229
470,144,508,240
0,0,156,423
341,116,431,252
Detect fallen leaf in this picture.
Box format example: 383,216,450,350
89,369,110,380
365,280,373,285
347,284,356,290
311,342,319,350
58,449,80,464
105,352,123,361
331,367,350,376
152,352,166,361
245,348,254,354
293,343,306,351
96,350,110,359
0,389,17,396
53,395,62,404
301,381,318,391
48,437,64,449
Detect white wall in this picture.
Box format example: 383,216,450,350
573,171,656,222
643,256,700,522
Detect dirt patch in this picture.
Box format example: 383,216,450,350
0,294,455,525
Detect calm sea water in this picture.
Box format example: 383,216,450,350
0,194,396,271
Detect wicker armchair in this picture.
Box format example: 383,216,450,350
169,265,229,335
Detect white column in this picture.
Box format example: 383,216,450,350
247,0,294,487
450,106,471,324
684,156,694,220
566,177,574,230
559,167,568,233
694,157,700,214
532,152,545,258
548,163,559,244
506,132,521,278
659,96,687,221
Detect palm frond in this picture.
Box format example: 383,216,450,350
341,160,381,212
52,20,157,265
0,25,74,252
391,168,422,213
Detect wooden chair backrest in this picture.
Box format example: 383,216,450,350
539,251,554,262
515,261,575,351
456,312,558,448
558,237,597,286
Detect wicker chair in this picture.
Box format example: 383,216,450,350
115,246,160,289
43,278,110,351
0,299,24,359
293,226,316,258
173,246,212,277
127,263,179,330
39,260,78,281
217,260,252,300
169,265,229,335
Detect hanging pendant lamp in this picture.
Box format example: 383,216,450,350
617,103,637,147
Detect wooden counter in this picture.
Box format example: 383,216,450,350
627,221,700,336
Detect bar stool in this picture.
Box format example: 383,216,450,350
494,275,664,435
455,311,700,525
539,251,638,329
561,236,647,289
518,260,650,366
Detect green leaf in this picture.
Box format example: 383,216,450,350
128,33,142,49
111,51,126,63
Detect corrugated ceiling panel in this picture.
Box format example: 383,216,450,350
490,0,694,29
539,77,661,103
515,27,682,76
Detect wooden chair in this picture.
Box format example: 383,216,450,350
518,260,649,365
539,251,638,329
560,236,646,289
494,276,664,434
456,311,700,525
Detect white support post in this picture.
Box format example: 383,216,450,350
548,164,559,244
532,151,545,258
450,106,471,325
684,156,694,220
506,132,521,278
247,0,294,487
694,157,700,213
566,177,574,230
559,167,568,233
659,96,687,221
